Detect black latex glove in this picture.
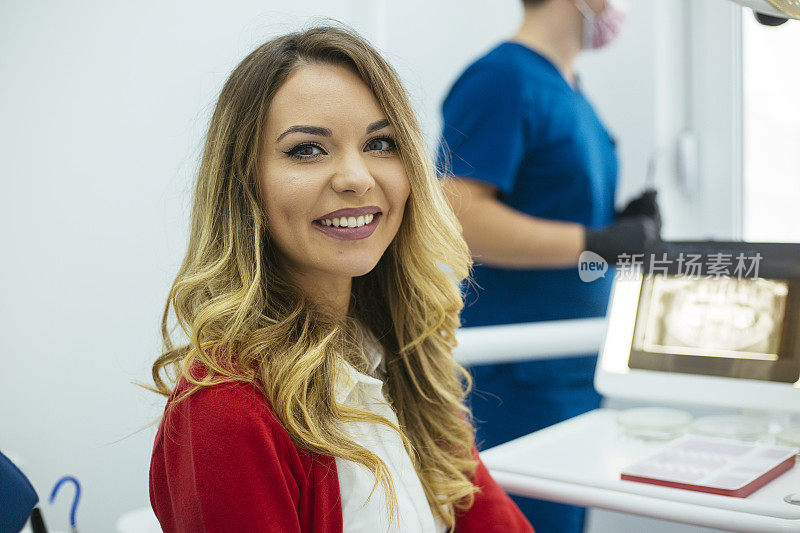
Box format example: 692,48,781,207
617,188,662,232
584,215,662,265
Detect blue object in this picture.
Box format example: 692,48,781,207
468,358,601,533
0,450,39,532
49,475,81,530
438,42,617,533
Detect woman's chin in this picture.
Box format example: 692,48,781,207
344,263,382,279
328,256,383,279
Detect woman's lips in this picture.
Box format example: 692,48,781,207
313,213,381,241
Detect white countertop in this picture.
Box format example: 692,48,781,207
480,408,800,532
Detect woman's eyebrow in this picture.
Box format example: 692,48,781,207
366,119,390,134
276,125,332,142
275,119,390,142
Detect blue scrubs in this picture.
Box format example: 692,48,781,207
438,42,618,533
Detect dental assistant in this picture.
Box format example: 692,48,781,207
438,1,661,532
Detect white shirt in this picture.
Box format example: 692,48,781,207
334,334,447,533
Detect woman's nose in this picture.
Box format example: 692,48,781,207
330,151,375,196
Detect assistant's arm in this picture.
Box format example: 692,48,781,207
444,177,585,269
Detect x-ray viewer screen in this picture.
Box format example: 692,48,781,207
628,275,800,383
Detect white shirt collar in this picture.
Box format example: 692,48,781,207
361,326,385,374
334,327,386,405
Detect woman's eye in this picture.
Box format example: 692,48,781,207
285,143,325,160
365,137,396,153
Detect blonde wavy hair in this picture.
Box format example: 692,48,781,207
150,25,478,528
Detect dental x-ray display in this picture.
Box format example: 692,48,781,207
633,276,788,361
620,243,800,384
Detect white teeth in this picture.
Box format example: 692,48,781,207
318,213,378,228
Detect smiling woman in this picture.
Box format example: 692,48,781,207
146,25,533,533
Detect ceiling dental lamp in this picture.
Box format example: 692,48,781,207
727,0,800,25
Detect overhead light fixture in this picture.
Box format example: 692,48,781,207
729,0,800,19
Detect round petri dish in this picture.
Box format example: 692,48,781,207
616,407,693,441
690,415,768,442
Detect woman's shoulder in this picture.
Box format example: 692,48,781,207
157,362,295,455
150,363,343,531
171,361,268,405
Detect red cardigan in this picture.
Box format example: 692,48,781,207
149,367,534,532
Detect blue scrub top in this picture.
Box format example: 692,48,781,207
438,41,618,328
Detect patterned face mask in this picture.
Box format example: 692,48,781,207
573,0,627,50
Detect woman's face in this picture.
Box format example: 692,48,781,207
259,63,410,300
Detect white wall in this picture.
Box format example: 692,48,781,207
1,1,704,531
